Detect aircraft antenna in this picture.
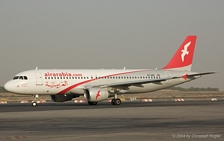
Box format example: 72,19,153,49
35,66,38,70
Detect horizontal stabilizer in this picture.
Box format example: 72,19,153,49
173,72,216,79
188,72,216,77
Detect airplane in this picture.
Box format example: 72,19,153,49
4,36,215,107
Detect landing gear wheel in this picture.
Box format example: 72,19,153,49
32,94,39,107
32,102,37,107
115,99,121,105
111,98,121,105
111,99,116,105
88,102,97,105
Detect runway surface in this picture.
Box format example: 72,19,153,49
0,101,223,141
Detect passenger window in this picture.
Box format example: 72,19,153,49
24,76,28,80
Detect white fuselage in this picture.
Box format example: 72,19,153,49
4,69,198,96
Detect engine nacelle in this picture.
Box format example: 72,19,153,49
51,94,79,102
84,88,110,102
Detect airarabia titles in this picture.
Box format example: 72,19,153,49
44,72,82,77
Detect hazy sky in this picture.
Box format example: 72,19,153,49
0,0,224,90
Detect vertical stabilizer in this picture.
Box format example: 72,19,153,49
163,36,197,71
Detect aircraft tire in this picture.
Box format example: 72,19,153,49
88,102,97,105
111,99,121,105
32,102,37,107
115,99,121,105
111,99,115,105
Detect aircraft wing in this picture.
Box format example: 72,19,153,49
88,72,216,89
94,77,173,88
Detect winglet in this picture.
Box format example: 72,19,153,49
163,36,197,71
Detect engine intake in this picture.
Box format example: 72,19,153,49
84,88,110,102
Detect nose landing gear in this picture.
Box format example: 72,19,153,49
32,94,38,107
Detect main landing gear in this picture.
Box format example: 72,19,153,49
111,98,121,105
111,94,121,105
32,94,38,107
88,102,97,105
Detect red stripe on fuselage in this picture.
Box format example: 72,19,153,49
57,69,149,94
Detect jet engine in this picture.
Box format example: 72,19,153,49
51,94,79,102
84,88,110,102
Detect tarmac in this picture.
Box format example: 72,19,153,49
0,101,223,141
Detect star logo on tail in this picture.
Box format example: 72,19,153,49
96,90,101,99
181,41,191,62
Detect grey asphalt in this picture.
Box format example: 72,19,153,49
0,101,223,141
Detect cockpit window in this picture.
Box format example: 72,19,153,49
13,76,19,80
13,76,28,80
19,76,23,80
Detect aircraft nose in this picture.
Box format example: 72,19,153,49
4,81,12,92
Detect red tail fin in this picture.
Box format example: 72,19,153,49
163,36,197,71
